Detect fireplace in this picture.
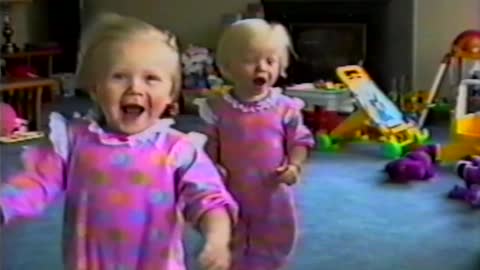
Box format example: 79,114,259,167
262,0,390,87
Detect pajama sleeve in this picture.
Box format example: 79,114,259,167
193,98,220,162
173,136,238,227
283,97,315,152
0,113,69,224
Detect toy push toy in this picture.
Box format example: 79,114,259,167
417,30,480,128
438,78,480,163
316,65,429,158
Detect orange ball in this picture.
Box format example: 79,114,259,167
452,30,480,59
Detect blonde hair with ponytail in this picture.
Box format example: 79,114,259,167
216,19,294,78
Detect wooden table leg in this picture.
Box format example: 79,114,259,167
48,56,53,76
35,86,44,131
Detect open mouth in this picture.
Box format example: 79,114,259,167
253,77,267,86
121,104,145,118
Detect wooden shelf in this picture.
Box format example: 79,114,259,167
1,48,62,59
0,0,32,4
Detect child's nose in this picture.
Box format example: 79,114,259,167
126,78,146,95
255,60,269,72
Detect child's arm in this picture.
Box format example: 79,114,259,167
276,99,315,185
174,138,237,269
0,113,69,225
198,208,232,246
288,145,309,169
284,99,315,167
0,146,66,225
174,137,238,233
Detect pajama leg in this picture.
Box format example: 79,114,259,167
230,218,249,270
231,187,297,270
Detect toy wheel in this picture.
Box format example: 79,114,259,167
316,134,332,151
416,128,430,144
383,142,403,159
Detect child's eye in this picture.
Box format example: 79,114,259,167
145,74,162,83
266,57,276,65
112,72,127,80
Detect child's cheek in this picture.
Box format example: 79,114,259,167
151,100,170,117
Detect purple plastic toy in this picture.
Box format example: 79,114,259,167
448,157,480,208
448,185,480,208
384,144,439,183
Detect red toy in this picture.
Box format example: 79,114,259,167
0,102,44,143
303,107,346,134
0,102,28,136
7,65,39,79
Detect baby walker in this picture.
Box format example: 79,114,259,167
417,29,480,127
443,77,480,207
431,30,480,163
317,65,429,159
438,78,480,163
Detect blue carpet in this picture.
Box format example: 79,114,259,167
1,99,479,270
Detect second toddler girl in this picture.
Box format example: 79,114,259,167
195,19,315,270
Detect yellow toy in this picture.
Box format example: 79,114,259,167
209,85,232,96
317,65,429,158
400,90,430,115
438,78,480,163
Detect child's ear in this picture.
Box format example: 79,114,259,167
88,85,99,102
218,64,232,80
280,66,287,78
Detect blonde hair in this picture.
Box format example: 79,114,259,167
216,19,294,78
76,13,182,99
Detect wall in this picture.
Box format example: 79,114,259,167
6,0,479,91
81,0,414,89
4,0,258,49
1,5,29,46
82,0,258,48
413,0,480,93
382,0,414,91
0,1,47,47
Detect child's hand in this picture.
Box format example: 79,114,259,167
275,164,301,185
198,240,231,270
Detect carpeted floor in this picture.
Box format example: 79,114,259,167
1,97,479,270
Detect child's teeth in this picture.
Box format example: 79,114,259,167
126,108,140,113
123,105,144,114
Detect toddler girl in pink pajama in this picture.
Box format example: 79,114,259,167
0,14,238,270
195,19,314,270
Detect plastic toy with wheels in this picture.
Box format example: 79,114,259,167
417,29,480,127
316,65,429,158
438,78,480,163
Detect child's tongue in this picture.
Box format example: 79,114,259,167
253,77,267,86
122,105,144,120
